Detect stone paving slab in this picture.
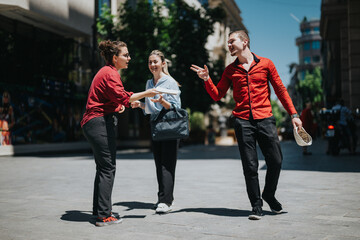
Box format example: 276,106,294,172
0,139,359,240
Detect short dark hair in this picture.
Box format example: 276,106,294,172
229,30,250,49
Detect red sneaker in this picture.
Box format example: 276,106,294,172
95,216,122,227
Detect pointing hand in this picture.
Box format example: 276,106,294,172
190,64,210,81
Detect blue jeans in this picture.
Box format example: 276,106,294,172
234,116,283,207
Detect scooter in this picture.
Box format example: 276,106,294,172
319,108,358,155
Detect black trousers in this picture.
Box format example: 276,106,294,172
152,139,179,205
82,113,118,218
234,116,283,207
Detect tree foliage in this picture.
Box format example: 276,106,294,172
96,0,225,112
296,67,323,104
115,0,161,92
96,4,116,41
164,0,225,112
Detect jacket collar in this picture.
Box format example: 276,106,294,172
234,53,260,66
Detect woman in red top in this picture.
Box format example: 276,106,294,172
81,40,158,227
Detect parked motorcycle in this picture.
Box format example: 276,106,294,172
319,108,358,155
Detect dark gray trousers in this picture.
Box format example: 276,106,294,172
82,113,118,218
152,139,179,205
234,116,283,207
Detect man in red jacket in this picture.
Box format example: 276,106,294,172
191,30,302,220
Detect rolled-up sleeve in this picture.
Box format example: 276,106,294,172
106,72,133,107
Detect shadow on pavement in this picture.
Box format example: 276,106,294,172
13,139,360,172
21,145,241,160
278,153,360,172
273,140,360,173
171,208,278,217
114,201,155,211
60,210,95,225
171,208,249,217
113,201,153,219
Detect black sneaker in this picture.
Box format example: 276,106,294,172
248,206,263,220
262,195,283,213
95,216,122,227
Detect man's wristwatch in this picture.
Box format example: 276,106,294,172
291,113,299,119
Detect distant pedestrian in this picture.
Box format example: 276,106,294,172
0,91,15,145
131,50,181,214
300,100,316,155
332,99,356,154
81,40,158,227
206,124,216,145
191,30,302,220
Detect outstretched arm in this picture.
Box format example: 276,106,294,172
190,64,230,102
129,88,159,102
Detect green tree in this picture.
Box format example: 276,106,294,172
114,0,162,92
297,67,323,104
165,0,225,112
96,0,225,112
96,4,116,41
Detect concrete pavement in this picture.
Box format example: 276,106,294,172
0,139,359,240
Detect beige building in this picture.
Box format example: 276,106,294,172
295,19,322,80
206,0,246,66
0,0,108,150
0,0,93,37
0,0,99,89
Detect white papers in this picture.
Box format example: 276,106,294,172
155,86,180,95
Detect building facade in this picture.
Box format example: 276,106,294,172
320,0,360,109
295,18,322,81
206,0,246,66
287,18,323,110
0,0,113,146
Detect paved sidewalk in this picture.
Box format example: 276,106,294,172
0,139,359,240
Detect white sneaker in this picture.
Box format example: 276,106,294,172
155,203,172,213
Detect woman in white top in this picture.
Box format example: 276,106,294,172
132,50,181,213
